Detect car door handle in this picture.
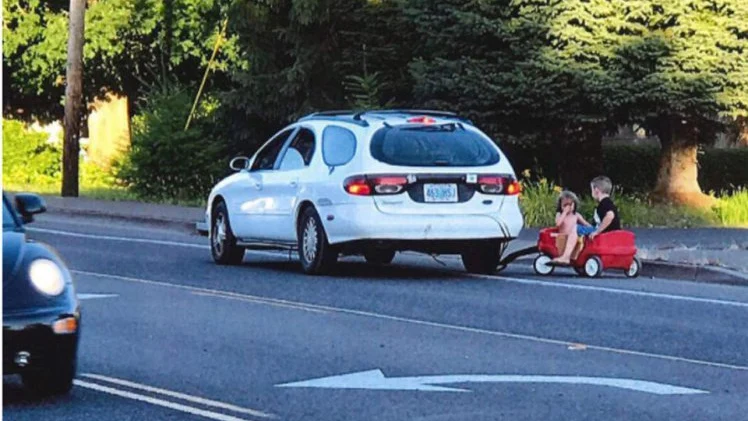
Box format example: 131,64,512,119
252,181,262,190
289,180,298,188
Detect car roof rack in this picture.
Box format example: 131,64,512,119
353,109,472,124
299,109,473,127
298,110,370,127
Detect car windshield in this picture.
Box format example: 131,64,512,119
2,198,19,230
370,124,500,167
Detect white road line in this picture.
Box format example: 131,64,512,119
469,274,748,309
193,291,329,314
73,269,748,372
27,227,291,259
78,293,119,300
80,373,275,418
28,227,207,249
33,227,748,308
74,380,254,421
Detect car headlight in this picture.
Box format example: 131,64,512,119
28,259,65,296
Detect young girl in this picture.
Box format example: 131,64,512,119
553,190,592,264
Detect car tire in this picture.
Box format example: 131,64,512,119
533,254,555,276
22,358,76,395
461,241,503,274
583,255,603,278
625,257,642,278
364,249,396,265
211,201,245,265
298,207,338,275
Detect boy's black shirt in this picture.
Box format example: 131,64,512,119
595,197,621,232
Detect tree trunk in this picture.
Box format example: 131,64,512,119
734,116,748,147
557,127,604,194
62,0,86,197
652,118,715,207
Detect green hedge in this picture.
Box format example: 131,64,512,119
503,143,748,194
2,119,61,187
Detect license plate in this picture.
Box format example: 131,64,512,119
424,184,458,203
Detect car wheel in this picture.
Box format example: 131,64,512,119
364,249,396,265
461,241,503,274
533,254,555,276
583,255,603,278
22,358,76,395
298,207,338,275
625,257,642,278
211,201,245,265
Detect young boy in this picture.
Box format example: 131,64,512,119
585,175,621,240
553,176,621,264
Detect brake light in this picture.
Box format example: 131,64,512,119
344,175,409,196
406,116,436,124
344,177,372,196
478,175,521,195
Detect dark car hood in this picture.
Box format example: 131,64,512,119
3,230,25,287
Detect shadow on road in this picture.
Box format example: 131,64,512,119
236,259,463,280
2,376,75,406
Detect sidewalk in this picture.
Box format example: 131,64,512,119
23,194,748,281
35,194,204,227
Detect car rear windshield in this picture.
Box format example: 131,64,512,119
369,124,500,167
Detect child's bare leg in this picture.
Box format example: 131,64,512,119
553,226,578,263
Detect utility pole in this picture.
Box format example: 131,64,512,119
62,0,86,197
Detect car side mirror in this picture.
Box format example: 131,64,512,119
229,156,250,172
15,193,47,224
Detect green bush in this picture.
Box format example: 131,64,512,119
601,145,659,192
117,82,226,202
714,188,748,227
520,179,719,228
506,143,748,194
2,119,61,188
699,149,748,194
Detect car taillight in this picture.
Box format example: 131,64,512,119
406,116,436,124
344,177,372,196
344,175,408,196
478,175,521,195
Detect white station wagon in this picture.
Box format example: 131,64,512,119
205,110,524,275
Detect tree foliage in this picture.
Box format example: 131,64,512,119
117,78,226,201
3,0,747,199
2,0,239,121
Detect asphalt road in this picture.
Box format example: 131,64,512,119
4,213,748,421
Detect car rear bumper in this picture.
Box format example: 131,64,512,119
323,202,523,245
3,310,80,374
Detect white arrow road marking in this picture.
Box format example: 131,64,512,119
78,293,119,300
276,369,708,395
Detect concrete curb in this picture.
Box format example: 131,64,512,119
640,260,748,286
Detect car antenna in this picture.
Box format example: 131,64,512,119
430,254,448,267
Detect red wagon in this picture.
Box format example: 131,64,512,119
532,227,642,278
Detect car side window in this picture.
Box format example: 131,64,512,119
251,128,295,171
290,128,316,166
322,126,357,167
